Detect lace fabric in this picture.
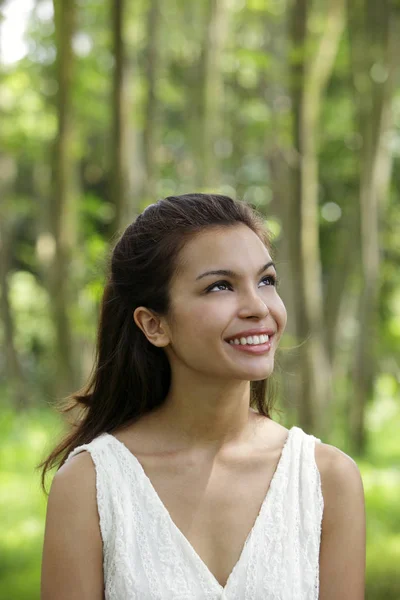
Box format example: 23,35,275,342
66,426,323,600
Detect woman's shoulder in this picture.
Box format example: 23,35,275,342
315,443,366,596
314,441,365,521
314,441,363,486
45,449,100,546
52,435,116,510
53,449,97,502
285,424,364,501
42,452,103,599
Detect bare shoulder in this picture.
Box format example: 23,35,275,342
314,442,366,600
41,450,104,599
315,442,365,509
48,449,99,516
50,449,102,539
54,448,97,489
314,440,363,480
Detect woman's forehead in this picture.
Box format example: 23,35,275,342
176,225,272,279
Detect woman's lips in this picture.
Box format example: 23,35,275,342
225,334,274,354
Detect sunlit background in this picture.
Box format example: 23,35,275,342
1,0,35,64
0,0,399,598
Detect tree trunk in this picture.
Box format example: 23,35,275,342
198,0,227,188
51,0,78,397
142,0,161,202
289,0,345,437
110,0,130,234
0,227,28,409
324,204,357,364
261,9,298,421
0,155,27,410
348,0,398,453
229,70,247,201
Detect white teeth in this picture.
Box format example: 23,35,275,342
228,334,270,346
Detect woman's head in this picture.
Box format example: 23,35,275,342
38,193,286,491
114,193,286,393
133,219,287,388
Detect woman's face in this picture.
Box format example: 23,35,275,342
162,224,287,382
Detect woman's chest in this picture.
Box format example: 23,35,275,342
134,450,281,587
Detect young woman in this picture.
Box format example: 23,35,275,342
40,193,366,600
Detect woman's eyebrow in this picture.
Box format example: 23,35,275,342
195,261,276,281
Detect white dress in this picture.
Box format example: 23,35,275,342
65,425,324,600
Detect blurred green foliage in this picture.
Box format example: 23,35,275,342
0,397,399,599
1,0,399,596
0,404,62,599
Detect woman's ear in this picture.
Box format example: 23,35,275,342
133,307,170,347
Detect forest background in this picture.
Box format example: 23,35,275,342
0,0,399,598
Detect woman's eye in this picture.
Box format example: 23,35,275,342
207,281,231,292
260,275,278,287
206,275,279,293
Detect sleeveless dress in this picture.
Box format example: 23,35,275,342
65,425,324,600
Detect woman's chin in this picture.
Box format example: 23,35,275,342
235,362,275,381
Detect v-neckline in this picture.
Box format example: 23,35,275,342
104,426,295,594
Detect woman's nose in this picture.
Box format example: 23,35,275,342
238,290,270,319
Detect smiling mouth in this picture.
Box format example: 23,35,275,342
224,334,275,355
226,333,275,347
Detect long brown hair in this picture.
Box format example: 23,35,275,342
37,193,281,493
